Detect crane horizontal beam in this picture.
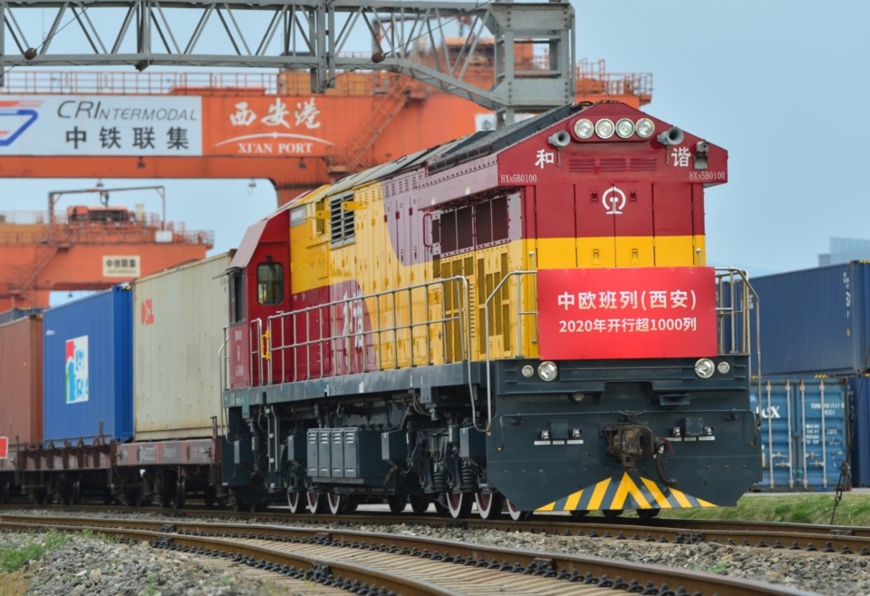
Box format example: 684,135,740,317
0,0,575,124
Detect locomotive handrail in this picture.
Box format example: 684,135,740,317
483,270,537,431
714,267,762,422
262,276,471,386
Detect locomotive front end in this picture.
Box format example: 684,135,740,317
476,103,762,517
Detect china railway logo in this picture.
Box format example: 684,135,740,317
602,185,626,215
0,100,43,146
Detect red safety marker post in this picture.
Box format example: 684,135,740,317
0,437,8,459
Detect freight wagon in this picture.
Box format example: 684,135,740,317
0,255,230,506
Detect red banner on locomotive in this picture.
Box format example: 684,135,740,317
538,267,717,359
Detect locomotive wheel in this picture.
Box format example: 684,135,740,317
637,509,660,520
505,499,532,521
445,492,473,519
286,490,304,514
569,510,589,520
387,494,407,514
327,492,347,515
306,491,327,514
0,481,9,504
474,491,503,520
409,495,430,514
602,509,623,519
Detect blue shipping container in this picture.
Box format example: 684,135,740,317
750,378,849,491
42,286,133,445
848,375,870,487
749,262,870,377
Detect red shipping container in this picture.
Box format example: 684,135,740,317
0,315,43,446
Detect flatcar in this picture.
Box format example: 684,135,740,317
221,101,762,518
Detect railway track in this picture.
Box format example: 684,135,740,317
7,503,864,558
0,509,818,595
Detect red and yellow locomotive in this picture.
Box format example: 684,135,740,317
222,101,760,518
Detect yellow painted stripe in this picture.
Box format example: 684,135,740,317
565,490,583,511
640,476,673,509
624,476,652,509
669,487,694,508
611,474,630,509
697,498,717,508
537,501,555,512
587,478,611,510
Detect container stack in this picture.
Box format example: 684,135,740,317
749,262,870,488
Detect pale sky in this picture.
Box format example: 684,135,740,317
1,0,867,305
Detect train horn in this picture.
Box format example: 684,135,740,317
656,127,684,146
548,130,571,148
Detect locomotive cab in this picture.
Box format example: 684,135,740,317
226,208,291,389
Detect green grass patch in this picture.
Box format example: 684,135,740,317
0,530,73,573
655,492,870,526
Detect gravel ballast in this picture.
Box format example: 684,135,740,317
2,510,869,595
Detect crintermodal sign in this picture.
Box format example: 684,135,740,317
537,267,717,360
0,436,8,459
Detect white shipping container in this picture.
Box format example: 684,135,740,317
133,252,233,440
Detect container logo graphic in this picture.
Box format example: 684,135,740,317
65,335,89,404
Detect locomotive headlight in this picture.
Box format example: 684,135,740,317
521,365,535,378
595,118,615,139
537,361,558,382
573,118,594,140
694,358,715,379
635,118,655,139
615,118,635,138
717,361,731,374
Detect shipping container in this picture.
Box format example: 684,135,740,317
0,307,43,325
748,262,870,377
750,378,849,491
0,315,43,451
848,375,870,487
132,252,232,441
42,286,133,445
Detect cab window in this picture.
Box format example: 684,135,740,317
257,262,284,305
229,270,246,323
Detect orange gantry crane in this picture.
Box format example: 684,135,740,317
0,53,652,208
0,43,651,309
0,186,212,309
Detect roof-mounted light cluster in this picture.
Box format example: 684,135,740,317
571,117,656,141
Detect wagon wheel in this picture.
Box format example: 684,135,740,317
173,478,186,510
474,491,503,520
70,481,81,505
327,492,349,515
602,509,623,519
409,495,430,514
569,510,589,520
387,494,407,514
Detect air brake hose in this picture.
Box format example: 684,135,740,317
653,439,677,487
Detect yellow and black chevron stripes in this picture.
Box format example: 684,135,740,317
536,472,717,512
